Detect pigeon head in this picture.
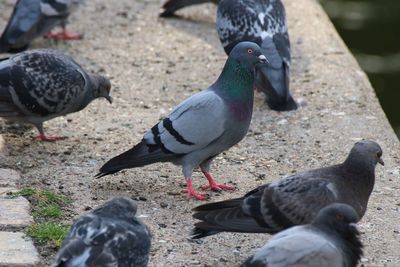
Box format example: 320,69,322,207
216,42,268,99
313,203,363,267
91,74,113,104
344,140,384,170
228,41,268,70
94,197,138,218
314,203,359,228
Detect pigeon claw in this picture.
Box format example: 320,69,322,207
186,190,208,200
201,171,236,192
184,178,208,200
34,134,67,141
201,183,236,192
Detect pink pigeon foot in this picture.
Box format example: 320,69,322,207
201,172,236,191
34,134,67,141
184,179,207,200
46,30,82,40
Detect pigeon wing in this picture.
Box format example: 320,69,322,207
143,90,227,154
7,50,87,117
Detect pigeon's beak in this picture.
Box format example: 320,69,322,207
378,158,384,166
258,54,269,64
105,95,113,104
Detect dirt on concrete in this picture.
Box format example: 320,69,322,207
0,0,399,266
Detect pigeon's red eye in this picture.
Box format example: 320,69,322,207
247,48,253,54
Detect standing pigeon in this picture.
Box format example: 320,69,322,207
192,140,383,237
0,49,112,141
0,0,82,53
241,203,363,267
161,0,297,111
52,197,151,267
97,42,268,200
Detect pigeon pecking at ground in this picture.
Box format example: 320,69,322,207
0,0,82,53
0,49,112,141
52,197,151,267
97,41,268,200
240,203,363,267
191,140,383,237
160,0,297,111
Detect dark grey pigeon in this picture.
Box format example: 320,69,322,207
241,203,363,267
51,197,151,267
97,42,268,200
160,0,297,111
0,0,82,53
192,140,383,237
0,49,112,141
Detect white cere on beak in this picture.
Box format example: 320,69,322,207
258,54,269,64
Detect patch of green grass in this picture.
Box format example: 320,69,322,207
35,204,62,219
11,188,69,220
26,223,70,247
12,188,68,205
11,188,72,249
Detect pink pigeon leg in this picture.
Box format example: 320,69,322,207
200,171,236,191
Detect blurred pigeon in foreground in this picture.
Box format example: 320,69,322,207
0,49,112,141
192,140,383,237
52,197,151,267
0,0,82,53
97,42,268,200
160,0,297,111
241,203,363,267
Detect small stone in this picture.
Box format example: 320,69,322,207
158,223,167,228
160,202,168,208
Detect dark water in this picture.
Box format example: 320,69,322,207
320,0,400,137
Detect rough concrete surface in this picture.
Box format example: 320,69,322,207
0,0,399,266
0,168,20,195
0,232,39,267
0,168,20,187
0,197,33,230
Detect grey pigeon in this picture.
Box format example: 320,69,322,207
241,203,363,267
0,0,82,53
192,140,383,237
52,197,151,267
160,0,297,111
97,42,268,200
0,49,112,141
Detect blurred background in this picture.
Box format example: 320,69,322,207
320,0,400,138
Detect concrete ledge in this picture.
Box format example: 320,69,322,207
0,232,39,267
0,197,34,231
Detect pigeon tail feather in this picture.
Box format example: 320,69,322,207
96,141,176,177
160,0,216,17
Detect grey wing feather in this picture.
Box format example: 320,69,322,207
217,0,288,54
7,50,87,116
260,172,338,226
143,90,227,154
